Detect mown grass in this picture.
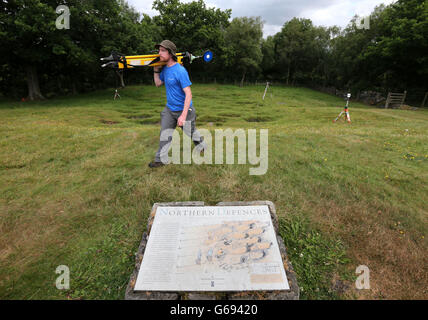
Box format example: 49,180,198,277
0,84,426,299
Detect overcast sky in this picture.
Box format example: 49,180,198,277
127,0,396,37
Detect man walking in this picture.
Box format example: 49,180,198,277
149,40,206,168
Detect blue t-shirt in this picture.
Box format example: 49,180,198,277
159,63,193,111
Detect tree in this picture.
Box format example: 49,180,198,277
0,0,59,100
261,36,275,79
272,18,332,86
360,0,427,90
224,16,263,87
330,0,427,93
0,0,160,99
152,0,231,81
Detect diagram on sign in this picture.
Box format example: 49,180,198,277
176,220,274,272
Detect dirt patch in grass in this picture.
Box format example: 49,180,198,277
218,112,241,118
117,109,137,114
125,114,154,120
0,164,26,169
123,102,141,107
100,119,120,125
234,101,258,107
135,118,160,125
244,116,273,122
197,115,227,124
197,91,219,98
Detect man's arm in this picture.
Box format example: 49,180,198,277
154,67,164,87
177,86,192,127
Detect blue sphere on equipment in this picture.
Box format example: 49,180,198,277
203,51,213,62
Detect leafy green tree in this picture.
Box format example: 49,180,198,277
361,0,427,90
152,0,231,81
273,18,333,86
0,0,59,99
330,0,427,93
0,0,160,99
224,16,263,86
261,36,275,79
54,0,158,91
153,0,230,51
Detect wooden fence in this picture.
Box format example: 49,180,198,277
385,91,407,108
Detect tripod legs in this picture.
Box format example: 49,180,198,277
333,108,351,123
114,89,121,100
345,109,351,122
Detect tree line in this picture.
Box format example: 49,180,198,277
0,0,426,103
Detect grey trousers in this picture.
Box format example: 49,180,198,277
155,106,206,163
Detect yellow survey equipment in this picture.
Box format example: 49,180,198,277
100,50,213,69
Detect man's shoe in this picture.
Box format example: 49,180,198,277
195,145,205,156
148,161,165,168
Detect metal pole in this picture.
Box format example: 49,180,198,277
262,81,270,101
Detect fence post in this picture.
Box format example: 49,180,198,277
402,90,407,107
421,92,428,108
385,92,390,108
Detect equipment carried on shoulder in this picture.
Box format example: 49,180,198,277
100,50,213,69
101,50,213,97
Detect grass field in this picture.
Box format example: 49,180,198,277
0,84,427,299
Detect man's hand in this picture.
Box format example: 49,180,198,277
153,67,163,87
177,111,188,127
178,86,192,126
